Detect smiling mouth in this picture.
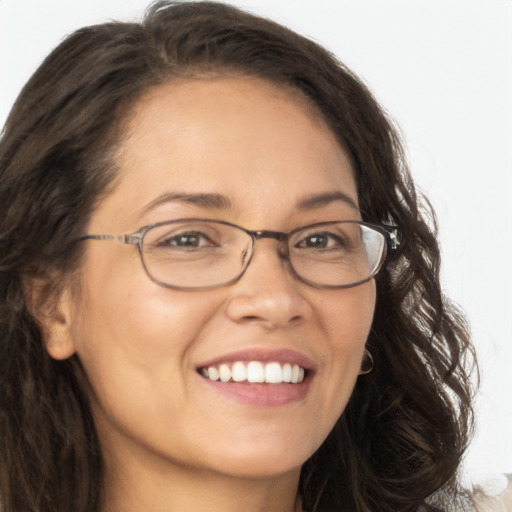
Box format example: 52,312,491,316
198,361,306,384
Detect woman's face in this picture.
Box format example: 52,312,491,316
50,77,376,481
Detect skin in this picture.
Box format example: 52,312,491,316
43,77,376,512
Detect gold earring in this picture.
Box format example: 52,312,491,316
360,349,374,375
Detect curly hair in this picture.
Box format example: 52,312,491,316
0,2,476,511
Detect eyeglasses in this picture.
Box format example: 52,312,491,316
81,218,400,290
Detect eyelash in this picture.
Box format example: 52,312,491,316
158,231,217,248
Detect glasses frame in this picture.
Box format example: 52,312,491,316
81,218,401,290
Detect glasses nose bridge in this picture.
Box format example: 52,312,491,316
248,229,290,260
252,229,288,242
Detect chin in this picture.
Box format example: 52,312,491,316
195,435,320,480
210,455,304,480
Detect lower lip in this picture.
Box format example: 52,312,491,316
199,375,312,406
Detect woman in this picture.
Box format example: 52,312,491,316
0,2,478,511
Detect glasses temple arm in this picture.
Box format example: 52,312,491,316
80,234,142,246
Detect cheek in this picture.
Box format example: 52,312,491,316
68,274,226,451
320,281,376,347
317,283,376,401
69,250,221,394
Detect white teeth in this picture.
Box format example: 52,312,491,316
207,366,219,381
219,364,231,383
247,361,265,383
265,362,283,383
231,361,247,382
282,363,292,382
200,361,306,384
291,364,300,384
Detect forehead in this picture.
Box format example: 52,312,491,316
123,75,341,154
93,76,357,231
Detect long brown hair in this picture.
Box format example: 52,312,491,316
0,2,476,511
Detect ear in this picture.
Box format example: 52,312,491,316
24,275,77,360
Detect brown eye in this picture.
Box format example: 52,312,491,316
159,231,217,248
296,232,348,250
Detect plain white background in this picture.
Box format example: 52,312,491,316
1,0,511,490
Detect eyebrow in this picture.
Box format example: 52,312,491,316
141,190,359,215
295,191,360,213
141,192,233,213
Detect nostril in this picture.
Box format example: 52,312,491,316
240,315,260,322
287,315,303,328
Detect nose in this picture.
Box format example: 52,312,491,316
224,239,311,329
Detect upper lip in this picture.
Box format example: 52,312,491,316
197,348,316,371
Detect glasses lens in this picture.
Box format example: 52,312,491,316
289,222,385,287
140,220,386,289
141,220,252,289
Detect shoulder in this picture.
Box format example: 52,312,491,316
420,475,512,511
472,474,512,512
